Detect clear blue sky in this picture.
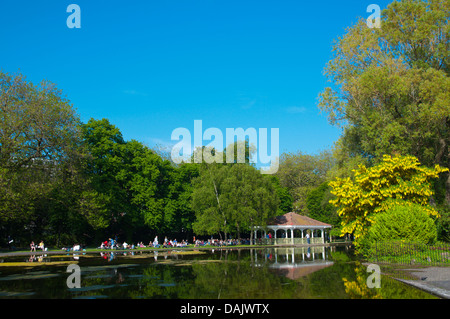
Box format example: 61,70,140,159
0,0,391,155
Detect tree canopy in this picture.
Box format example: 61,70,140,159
319,0,450,204
329,155,447,247
191,146,280,243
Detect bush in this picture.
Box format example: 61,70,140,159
367,202,438,245
328,155,447,248
435,204,450,242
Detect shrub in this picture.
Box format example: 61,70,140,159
329,155,447,248
367,202,438,245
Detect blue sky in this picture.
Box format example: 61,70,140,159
0,0,391,155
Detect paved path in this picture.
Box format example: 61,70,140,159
393,267,450,299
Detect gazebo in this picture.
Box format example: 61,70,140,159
254,212,332,245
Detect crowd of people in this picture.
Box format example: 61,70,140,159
193,238,251,247
26,236,252,253
97,236,252,250
98,236,191,250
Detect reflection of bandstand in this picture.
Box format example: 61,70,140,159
254,212,332,245
252,247,334,280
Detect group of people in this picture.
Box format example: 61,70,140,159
61,244,82,252
97,236,252,250
98,236,160,250
27,236,253,253
30,241,46,252
98,236,193,250
162,237,189,248
194,238,251,247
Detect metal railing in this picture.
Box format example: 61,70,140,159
373,241,450,266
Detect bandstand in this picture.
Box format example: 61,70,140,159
254,212,332,245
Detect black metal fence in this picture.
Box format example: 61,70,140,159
373,241,450,266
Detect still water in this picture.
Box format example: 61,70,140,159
0,245,437,299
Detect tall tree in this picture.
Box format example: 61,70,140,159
0,71,89,245
81,118,131,237
192,161,230,240
192,144,279,242
220,164,279,242
276,150,334,211
82,118,198,241
318,0,450,204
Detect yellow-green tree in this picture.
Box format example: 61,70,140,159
329,155,448,247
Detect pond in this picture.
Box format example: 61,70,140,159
0,245,437,299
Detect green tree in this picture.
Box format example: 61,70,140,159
81,118,131,237
163,162,199,237
192,144,279,242
192,161,231,240
0,71,92,245
276,150,334,211
306,182,340,231
268,175,293,215
329,155,447,248
220,164,279,242
318,0,450,204
82,118,197,241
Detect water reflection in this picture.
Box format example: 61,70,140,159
252,247,334,280
98,250,165,262
0,245,438,299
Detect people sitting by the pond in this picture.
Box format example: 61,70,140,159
178,240,188,247
138,241,146,248
38,241,45,251
123,242,128,249
73,244,81,251
30,241,36,252
153,236,159,248
163,240,172,248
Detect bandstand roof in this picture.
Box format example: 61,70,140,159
267,212,332,229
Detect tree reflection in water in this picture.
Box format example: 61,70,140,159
0,245,437,299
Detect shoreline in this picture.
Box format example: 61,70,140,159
0,241,352,258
